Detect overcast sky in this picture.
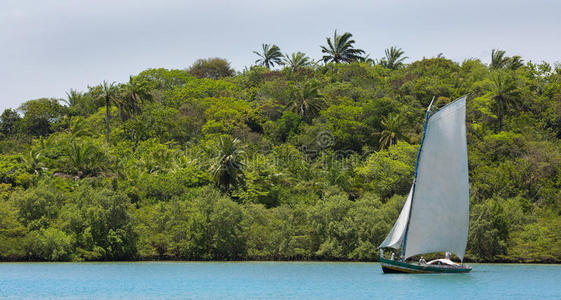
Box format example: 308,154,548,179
1,0,560,112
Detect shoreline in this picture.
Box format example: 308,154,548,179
1,259,560,264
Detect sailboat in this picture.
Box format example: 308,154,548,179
378,96,472,273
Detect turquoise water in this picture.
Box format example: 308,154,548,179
1,262,560,299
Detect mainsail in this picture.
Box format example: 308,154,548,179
379,96,469,261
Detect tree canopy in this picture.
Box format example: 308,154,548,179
1,41,560,263
321,31,365,63
254,44,284,69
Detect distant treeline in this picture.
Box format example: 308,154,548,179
1,34,560,262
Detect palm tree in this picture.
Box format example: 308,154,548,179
59,89,85,117
62,89,83,107
101,81,117,142
380,47,408,70
118,76,151,121
379,113,408,149
507,56,524,70
321,30,365,63
283,52,312,72
490,49,509,69
211,136,245,192
289,80,326,123
63,139,107,177
489,71,521,131
254,44,284,68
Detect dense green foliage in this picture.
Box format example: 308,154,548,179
1,45,561,262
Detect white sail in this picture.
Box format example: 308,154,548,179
403,96,469,261
378,187,413,249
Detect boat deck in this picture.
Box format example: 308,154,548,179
380,257,471,274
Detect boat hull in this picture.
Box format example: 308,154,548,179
380,257,471,274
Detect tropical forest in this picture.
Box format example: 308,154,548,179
1,31,560,263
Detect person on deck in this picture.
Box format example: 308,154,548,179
419,257,426,264
391,253,395,260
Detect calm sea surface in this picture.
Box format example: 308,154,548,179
0,262,560,299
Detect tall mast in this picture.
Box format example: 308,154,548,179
401,96,435,260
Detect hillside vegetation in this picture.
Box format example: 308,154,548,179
1,40,561,262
